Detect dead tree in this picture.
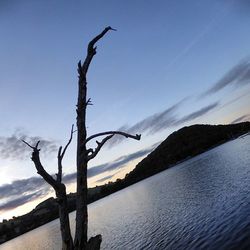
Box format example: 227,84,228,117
23,26,141,250
22,126,75,250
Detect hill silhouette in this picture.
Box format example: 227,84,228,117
101,122,250,194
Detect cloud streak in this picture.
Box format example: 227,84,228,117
88,144,156,178
0,192,48,212
231,114,250,124
0,144,157,212
173,102,219,126
109,100,219,146
0,177,51,212
202,57,250,97
95,174,116,183
108,98,187,146
0,129,58,161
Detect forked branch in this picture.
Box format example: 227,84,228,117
80,26,116,75
87,134,114,161
57,124,75,182
22,140,40,150
86,131,141,161
22,140,59,190
86,98,93,106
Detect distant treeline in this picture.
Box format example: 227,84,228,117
1,122,249,244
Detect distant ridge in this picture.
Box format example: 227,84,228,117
1,122,250,243
123,122,250,184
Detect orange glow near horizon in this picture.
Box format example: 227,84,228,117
0,157,144,221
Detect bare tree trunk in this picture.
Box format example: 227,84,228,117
73,27,114,249
74,27,141,249
74,71,88,249
57,184,74,250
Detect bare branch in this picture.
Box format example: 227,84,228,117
57,146,63,159
86,131,141,161
61,124,75,159
87,134,114,161
23,140,59,190
57,125,75,182
35,141,40,148
21,139,40,150
57,146,63,183
81,26,116,75
85,131,141,144
86,98,93,106
88,26,116,51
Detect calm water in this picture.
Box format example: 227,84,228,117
1,134,250,250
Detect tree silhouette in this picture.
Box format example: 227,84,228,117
23,27,141,250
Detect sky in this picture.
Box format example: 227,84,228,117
0,0,250,220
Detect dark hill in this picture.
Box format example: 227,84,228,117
123,122,250,184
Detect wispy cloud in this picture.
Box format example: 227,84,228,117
0,144,157,212
0,177,51,212
95,174,116,183
0,192,48,212
218,91,250,111
201,57,250,97
109,99,219,147
127,99,185,134
108,98,187,146
62,144,158,184
231,114,250,124
0,129,58,161
87,144,156,178
173,102,219,126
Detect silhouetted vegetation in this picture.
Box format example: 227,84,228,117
1,122,249,244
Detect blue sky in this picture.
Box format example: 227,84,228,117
0,0,250,220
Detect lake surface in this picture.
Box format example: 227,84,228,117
1,134,250,250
